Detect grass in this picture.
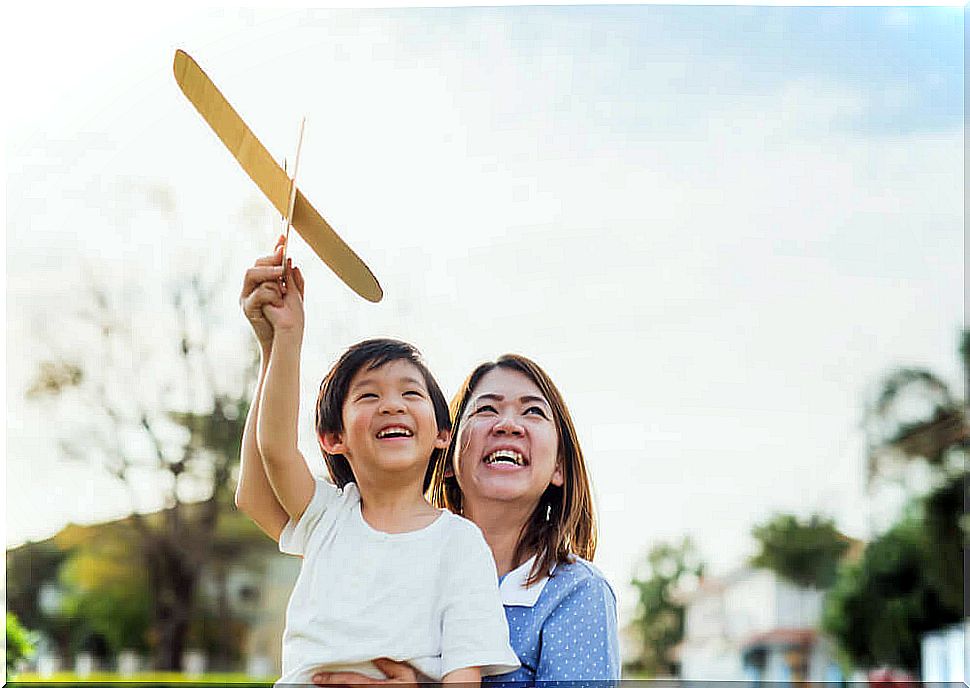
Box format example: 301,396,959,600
8,671,273,685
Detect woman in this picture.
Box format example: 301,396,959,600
312,356,620,684
438,355,620,681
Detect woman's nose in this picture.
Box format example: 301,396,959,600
493,415,524,435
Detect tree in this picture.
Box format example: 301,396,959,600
6,612,37,677
861,330,968,616
864,331,969,489
822,509,962,672
921,470,966,612
7,507,277,672
750,513,851,589
6,542,69,640
823,330,969,672
25,231,260,670
56,525,154,658
628,537,705,677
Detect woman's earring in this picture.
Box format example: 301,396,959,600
545,503,552,522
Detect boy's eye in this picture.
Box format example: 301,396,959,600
524,406,548,418
404,390,424,398
356,392,378,401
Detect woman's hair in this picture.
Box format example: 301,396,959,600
316,338,451,490
428,354,597,586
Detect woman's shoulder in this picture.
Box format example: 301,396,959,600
549,556,617,602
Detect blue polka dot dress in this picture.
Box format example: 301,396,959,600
484,555,621,686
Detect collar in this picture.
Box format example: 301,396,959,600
499,555,558,607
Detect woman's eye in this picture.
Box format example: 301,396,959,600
524,406,548,418
472,404,497,415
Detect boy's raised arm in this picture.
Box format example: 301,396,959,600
257,261,315,523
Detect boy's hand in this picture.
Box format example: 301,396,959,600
241,235,287,352
262,257,306,338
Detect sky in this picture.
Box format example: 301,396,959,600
4,4,965,624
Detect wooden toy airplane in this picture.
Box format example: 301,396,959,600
173,49,383,303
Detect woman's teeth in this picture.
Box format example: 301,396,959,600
484,449,525,466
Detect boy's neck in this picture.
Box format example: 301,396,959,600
356,480,438,534
465,500,536,577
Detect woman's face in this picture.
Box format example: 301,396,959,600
452,367,563,509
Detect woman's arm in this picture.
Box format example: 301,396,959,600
312,658,421,686
235,351,290,540
235,239,291,540
442,667,480,685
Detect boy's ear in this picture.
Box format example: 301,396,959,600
320,431,346,455
434,428,451,450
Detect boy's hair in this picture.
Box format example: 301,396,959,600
315,338,450,490
428,354,597,587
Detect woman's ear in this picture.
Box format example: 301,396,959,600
320,431,346,455
550,461,564,487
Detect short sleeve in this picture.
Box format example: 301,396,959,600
439,525,521,678
537,575,621,682
278,478,344,556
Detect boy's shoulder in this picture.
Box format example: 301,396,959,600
318,477,362,508
434,510,494,551
436,508,485,536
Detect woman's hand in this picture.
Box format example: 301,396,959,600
240,235,286,353
312,658,421,687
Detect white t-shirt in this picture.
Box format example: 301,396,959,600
276,479,520,685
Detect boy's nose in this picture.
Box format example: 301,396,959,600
379,398,406,414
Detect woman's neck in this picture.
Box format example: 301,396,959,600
465,500,536,576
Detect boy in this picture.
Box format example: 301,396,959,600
235,244,519,685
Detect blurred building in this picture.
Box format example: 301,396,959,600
674,566,843,683
6,507,300,676
921,621,968,684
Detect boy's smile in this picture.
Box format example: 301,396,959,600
376,424,414,440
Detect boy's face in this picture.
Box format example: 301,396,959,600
323,359,449,488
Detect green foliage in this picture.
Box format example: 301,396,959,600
58,542,153,654
629,537,704,677
6,543,68,631
6,612,37,676
750,513,850,588
822,512,963,672
922,470,967,611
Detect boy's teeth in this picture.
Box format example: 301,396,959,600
485,449,524,466
377,427,413,438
